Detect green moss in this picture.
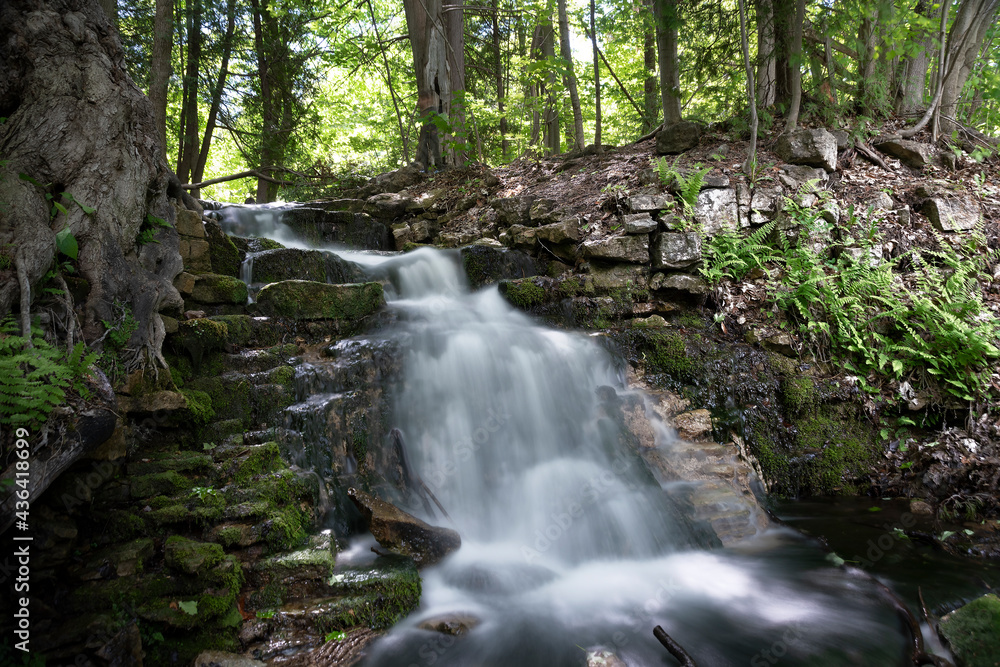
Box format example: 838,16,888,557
210,314,253,347
676,312,704,329
266,364,296,386
499,279,546,308
148,504,192,525
782,376,819,416
317,556,421,632
165,536,225,575
791,405,879,494
234,441,284,483
179,388,215,427
256,280,384,322
104,510,146,541
171,318,230,367
939,594,1000,667
190,274,249,305
127,451,213,476
559,277,582,297
647,330,694,379
130,471,192,499
217,525,249,548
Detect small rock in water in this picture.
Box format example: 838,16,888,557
418,612,481,636
347,487,461,567
586,647,628,667
184,310,206,320
674,409,713,440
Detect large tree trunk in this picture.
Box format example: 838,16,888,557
404,0,449,171
895,0,935,114
755,0,776,108
652,0,682,126
177,0,202,184
783,0,805,131
149,0,173,147
557,0,585,151
939,0,999,128
0,0,185,365
445,0,466,166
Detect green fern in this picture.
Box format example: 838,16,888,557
0,317,97,427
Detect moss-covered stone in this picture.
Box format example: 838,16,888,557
939,594,1000,667
180,388,216,426
210,314,254,347
233,442,284,483
646,330,694,379
126,451,213,477
190,273,249,305
255,280,384,322
318,555,421,632
790,404,879,494
782,375,819,416
204,218,242,277
498,278,547,309
130,471,192,499
164,536,225,575
171,318,230,367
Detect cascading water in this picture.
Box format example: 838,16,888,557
335,247,907,666
216,205,911,665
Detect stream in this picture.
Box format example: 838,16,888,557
220,205,946,666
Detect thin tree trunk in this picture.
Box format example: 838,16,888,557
192,0,235,195
825,34,838,105
652,0,682,126
755,0,776,107
591,0,600,150
738,0,758,174
178,0,202,184
557,0,585,151
642,0,658,132
445,0,466,166
149,0,172,148
493,0,509,160
783,0,805,132
542,19,559,155
368,0,410,163
901,0,952,138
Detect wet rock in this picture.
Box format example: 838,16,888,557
418,612,481,636
95,623,144,667
347,487,461,567
694,188,739,234
939,593,1000,667
256,281,384,323
632,314,667,328
193,651,265,667
627,194,672,213
909,499,934,515
651,232,701,270
775,128,838,172
204,217,241,277
442,561,556,594
674,409,713,440
165,536,225,575
281,208,391,250
623,213,657,234
247,543,336,601
657,120,702,154
190,273,249,305
492,194,537,226
921,196,981,232
581,235,650,263
249,248,364,285
460,245,544,288
874,138,935,169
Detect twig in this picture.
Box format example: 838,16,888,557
857,142,894,171
634,123,663,144
653,626,697,666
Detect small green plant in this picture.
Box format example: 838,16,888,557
17,173,95,219
325,630,346,643
700,221,779,285
177,600,198,615
0,316,97,427
97,301,139,385
136,214,172,246
190,486,219,501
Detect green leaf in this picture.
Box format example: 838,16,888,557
868,506,882,512
18,173,43,187
56,227,78,260
178,600,198,615
825,552,845,566
325,630,346,643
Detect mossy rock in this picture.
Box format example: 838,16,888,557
171,318,231,367
180,388,216,426
250,248,365,285
790,404,879,494
130,471,192,499
317,555,421,631
165,536,225,575
126,451,213,477
939,594,1000,667
498,278,548,309
255,280,384,323
210,314,254,346
460,245,543,288
646,329,694,379
190,273,249,305
205,218,242,277
233,442,285,483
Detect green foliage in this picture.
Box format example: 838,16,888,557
653,157,710,228
17,174,95,219
136,214,172,246
98,301,139,385
0,317,97,427
700,221,778,285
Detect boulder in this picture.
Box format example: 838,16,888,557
492,194,537,226
623,213,658,234
588,263,649,291
347,487,461,567
460,245,544,288
364,192,415,219
255,281,384,322
779,165,828,190
280,208,391,250
249,248,364,285
189,273,248,305
581,235,650,264
503,224,538,250
418,613,481,636
874,138,935,169
529,197,567,225
775,128,838,172
656,120,702,154
865,192,894,211
674,409,713,440
649,272,711,297
535,218,582,245
693,188,740,234
938,593,1000,667
204,217,241,277
651,232,701,269
921,196,981,232
627,194,672,213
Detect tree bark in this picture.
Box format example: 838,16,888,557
895,0,935,115
445,0,466,166
652,0,682,125
755,0,776,107
177,0,202,185
591,0,600,150
404,0,449,170
492,0,509,159
192,0,236,196
557,0,585,151
939,0,1000,130
738,0,758,174
0,0,185,366
643,0,659,132
783,0,805,132
149,0,173,148
98,0,117,31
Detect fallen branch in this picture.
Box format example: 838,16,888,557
634,123,663,144
856,142,895,171
653,626,697,666
182,166,334,190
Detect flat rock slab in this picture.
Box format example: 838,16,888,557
921,196,981,231
651,232,702,269
776,128,838,172
627,194,672,213
581,235,650,264
348,487,461,567
255,280,384,321
623,213,658,234
657,120,702,154
875,138,935,169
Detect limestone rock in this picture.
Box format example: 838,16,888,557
503,224,538,250
492,195,536,226
694,188,739,234
357,164,423,197
249,248,364,285
656,120,702,154
921,196,981,232
830,129,851,149
347,487,461,567
193,651,265,667
529,197,568,225
875,138,935,169
623,213,657,234
178,237,212,273
649,272,711,296
204,217,241,277
175,208,205,238
651,232,701,269
364,192,415,219
674,409,713,440
189,273,248,305
581,235,650,264
535,218,581,245
939,593,1000,667
460,245,544,288
165,536,224,575
775,128,838,172
588,263,649,291
779,165,828,190
627,194,672,213
255,281,384,322
865,192,894,211
118,390,187,415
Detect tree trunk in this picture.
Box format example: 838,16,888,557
895,0,934,114
652,0,682,125
591,0,601,150
98,0,117,31
192,0,236,196
939,0,1000,129
492,0,509,159
404,0,449,170
0,0,185,365
643,0,659,132
772,0,794,108
445,0,466,166
783,0,805,131
738,0,759,173
369,0,410,164
557,0,585,151
177,0,202,184
149,0,173,148
755,0,776,107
